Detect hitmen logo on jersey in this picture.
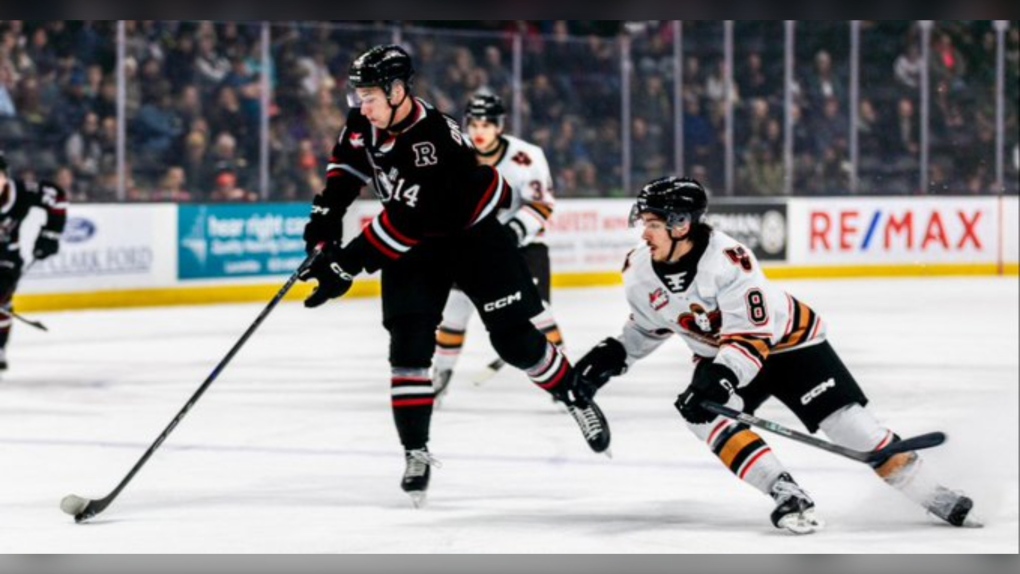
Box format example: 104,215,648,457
678,303,721,337
649,287,669,311
349,132,364,148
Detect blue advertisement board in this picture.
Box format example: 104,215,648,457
178,204,309,280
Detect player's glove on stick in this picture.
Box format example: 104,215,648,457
33,231,61,260
303,195,344,255
676,362,738,424
573,337,628,396
299,245,357,308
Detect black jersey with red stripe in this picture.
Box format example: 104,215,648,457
0,177,68,262
317,98,510,273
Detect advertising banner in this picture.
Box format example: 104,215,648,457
18,204,176,294
706,201,788,261
788,197,999,266
542,199,641,273
178,204,309,280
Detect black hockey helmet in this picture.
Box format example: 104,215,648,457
629,176,708,231
464,93,506,128
348,44,415,96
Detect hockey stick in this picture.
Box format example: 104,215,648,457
60,247,323,523
1,260,47,331
472,357,507,385
3,309,48,331
701,401,946,464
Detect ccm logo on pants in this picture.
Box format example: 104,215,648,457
483,291,522,312
801,378,836,405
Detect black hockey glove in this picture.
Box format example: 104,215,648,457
574,337,628,395
33,231,61,260
506,217,527,246
675,362,738,425
303,195,344,255
299,245,357,308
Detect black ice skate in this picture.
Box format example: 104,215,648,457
926,485,982,527
555,373,611,454
565,398,611,455
401,448,440,508
769,473,823,534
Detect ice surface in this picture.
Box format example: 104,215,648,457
1,277,1016,553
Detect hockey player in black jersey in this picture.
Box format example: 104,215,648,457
0,153,68,371
298,45,609,507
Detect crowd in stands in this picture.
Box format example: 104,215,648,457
0,20,1016,202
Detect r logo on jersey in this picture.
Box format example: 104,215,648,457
649,288,669,311
412,142,437,167
349,132,364,148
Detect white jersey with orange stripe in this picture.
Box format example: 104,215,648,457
493,135,555,247
617,229,827,388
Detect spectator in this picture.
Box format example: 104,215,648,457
296,48,333,99
894,41,923,91
154,165,192,202
65,111,103,179
0,65,16,116
182,130,209,198
203,131,250,191
803,50,845,114
738,143,785,196
306,86,344,144
209,167,255,202
164,33,197,88
134,81,184,162
738,50,775,101
194,32,230,91
632,75,671,126
208,86,249,150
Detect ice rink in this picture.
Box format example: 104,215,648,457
1,276,1017,554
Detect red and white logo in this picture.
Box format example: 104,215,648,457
349,132,364,148
649,288,669,311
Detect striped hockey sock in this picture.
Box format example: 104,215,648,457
525,341,571,396
391,367,434,450
706,418,787,495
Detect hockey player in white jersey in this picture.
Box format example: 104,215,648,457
572,176,980,534
432,93,565,398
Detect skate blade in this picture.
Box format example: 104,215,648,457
603,448,613,459
407,491,427,509
777,509,824,534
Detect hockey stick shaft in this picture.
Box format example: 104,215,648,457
69,249,321,523
701,401,946,464
1,259,47,330
6,310,48,331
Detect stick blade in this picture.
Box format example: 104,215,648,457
865,431,947,463
60,494,90,517
472,358,506,386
